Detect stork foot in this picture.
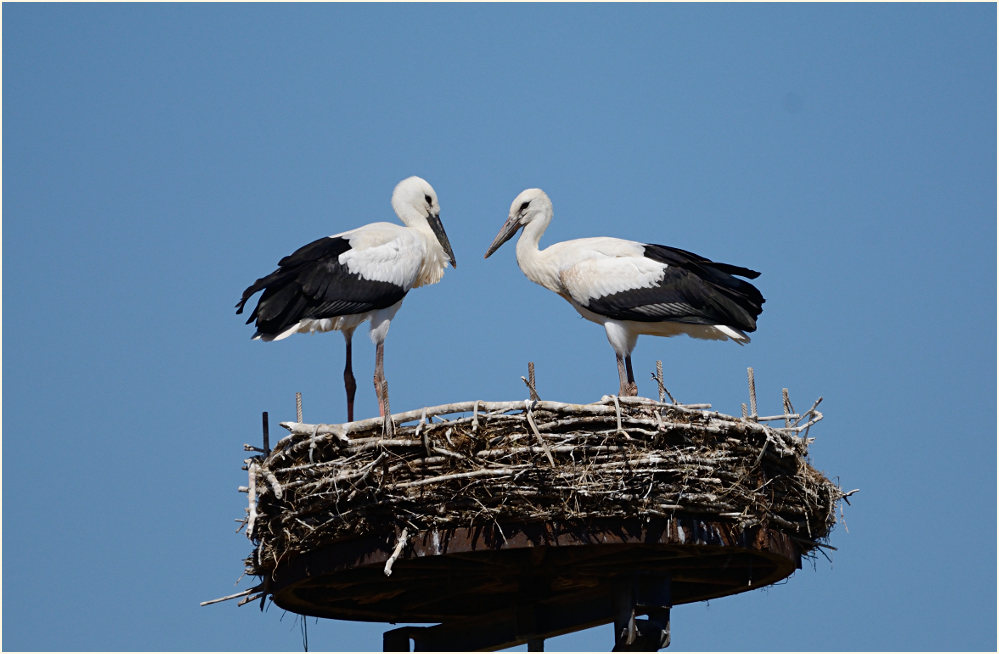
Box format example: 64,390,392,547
623,356,638,397
618,380,639,397
616,355,639,398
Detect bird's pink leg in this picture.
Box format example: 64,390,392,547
616,355,630,396
374,341,394,436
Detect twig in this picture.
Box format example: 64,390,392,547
795,397,824,427
237,592,265,607
200,587,259,606
416,408,431,456
650,360,676,404
525,401,556,466
799,397,824,441
790,536,838,551
756,414,801,422
388,466,529,490
246,461,259,540
520,361,541,401
383,527,409,577
261,467,283,500
611,395,629,438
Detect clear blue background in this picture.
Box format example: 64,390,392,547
2,3,995,651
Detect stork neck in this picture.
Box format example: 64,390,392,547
515,214,561,292
394,204,425,229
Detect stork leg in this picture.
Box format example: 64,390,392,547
343,329,357,422
616,355,639,397
624,355,638,396
374,340,394,437
616,355,629,396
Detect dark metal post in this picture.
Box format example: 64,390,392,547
383,627,413,652
261,411,270,454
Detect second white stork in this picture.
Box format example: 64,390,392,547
236,176,457,434
484,188,764,397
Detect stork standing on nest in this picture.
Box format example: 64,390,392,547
484,188,764,397
236,176,457,435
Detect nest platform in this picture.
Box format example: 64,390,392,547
223,389,846,650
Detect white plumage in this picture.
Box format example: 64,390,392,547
237,176,456,433
485,188,764,396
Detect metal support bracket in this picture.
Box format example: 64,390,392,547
383,574,671,652
612,574,671,651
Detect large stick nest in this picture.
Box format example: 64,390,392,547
240,395,846,583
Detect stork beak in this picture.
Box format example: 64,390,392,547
428,212,457,268
484,215,522,259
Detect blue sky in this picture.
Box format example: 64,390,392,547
2,3,995,651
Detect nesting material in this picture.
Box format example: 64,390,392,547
239,394,845,585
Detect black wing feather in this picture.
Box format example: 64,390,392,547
585,244,765,331
235,236,407,338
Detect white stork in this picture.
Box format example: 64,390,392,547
484,188,764,397
236,176,456,434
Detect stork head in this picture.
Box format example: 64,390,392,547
484,188,552,258
392,176,457,268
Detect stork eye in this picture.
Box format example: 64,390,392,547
424,194,433,205
519,201,530,213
